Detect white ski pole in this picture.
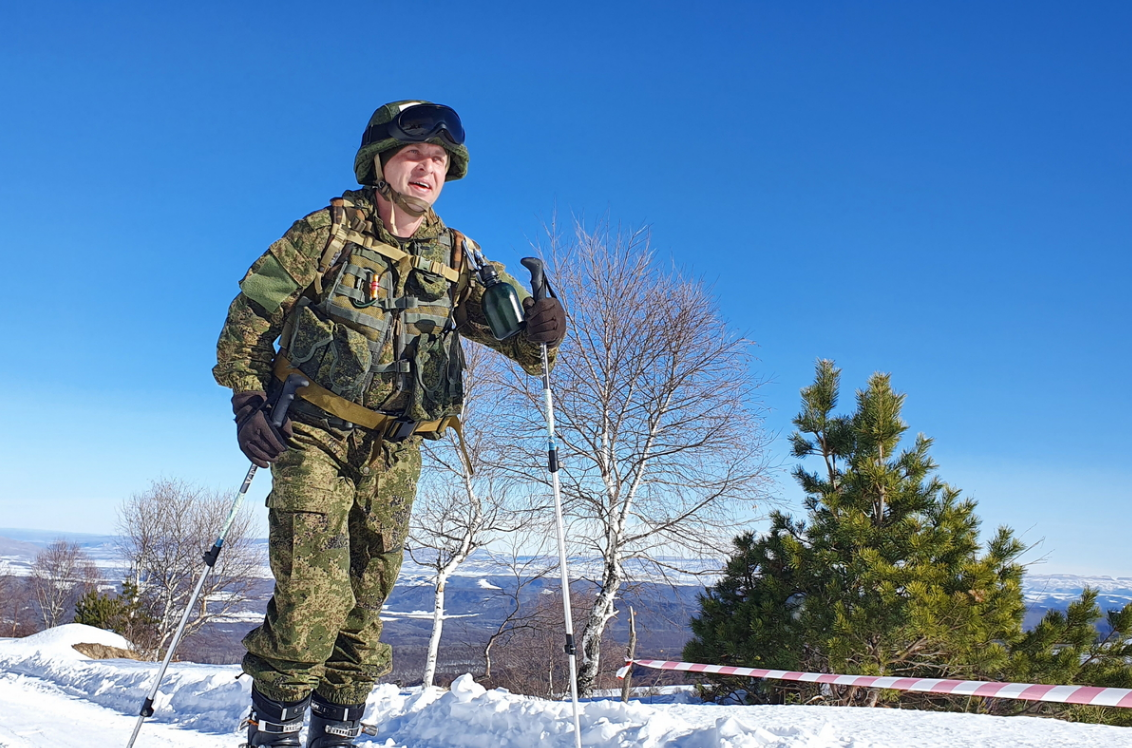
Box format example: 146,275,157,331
125,373,307,748
521,257,583,748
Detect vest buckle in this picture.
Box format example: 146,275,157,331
384,417,417,442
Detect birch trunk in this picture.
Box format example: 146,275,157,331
422,570,451,688
620,606,636,703
576,553,624,696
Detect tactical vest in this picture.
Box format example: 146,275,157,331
277,197,472,436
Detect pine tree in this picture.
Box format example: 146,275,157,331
687,360,1027,706
73,580,154,648
683,526,811,703
74,589,126,631
1006,589,1132,724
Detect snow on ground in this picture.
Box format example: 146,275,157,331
3,625,1132,747
380,610,477,620
208,610,272,624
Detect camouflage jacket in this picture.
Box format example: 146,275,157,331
213,188,554,419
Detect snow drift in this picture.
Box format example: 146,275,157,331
2,625,1131,747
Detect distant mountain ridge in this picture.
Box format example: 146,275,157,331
0,535,43,559
0,528,118,546
1024,573,1132,619
3,530,1131,606
4,530,1131,677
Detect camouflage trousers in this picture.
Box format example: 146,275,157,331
242,417,421,705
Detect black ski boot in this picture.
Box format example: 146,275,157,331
306,692,365,747
242,688,310,747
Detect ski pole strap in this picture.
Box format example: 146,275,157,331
273,356,471,469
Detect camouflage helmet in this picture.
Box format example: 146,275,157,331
354,100,469,185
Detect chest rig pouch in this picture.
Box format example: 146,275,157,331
282,197,469,427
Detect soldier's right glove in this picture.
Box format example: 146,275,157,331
522,296,567,346
232,391,293,468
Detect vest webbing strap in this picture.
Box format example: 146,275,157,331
315,198,351,295
341,229,462,283
317,197,471,303
448,229,473,306
273,356,472,471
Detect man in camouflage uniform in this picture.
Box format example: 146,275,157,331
214,100,565,747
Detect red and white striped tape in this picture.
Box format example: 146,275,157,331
616,658,1132,708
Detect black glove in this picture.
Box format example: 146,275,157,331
232,391,293,468
523,296,567,346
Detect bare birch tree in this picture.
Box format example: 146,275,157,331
410,344,548,687
502,220,773,696
0,562,37,636
28,540,99,629
484,587,622,698
116,478,261,658
480,529,557,683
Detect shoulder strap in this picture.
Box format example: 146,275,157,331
344,229,463,282
314,197,351,295
317,200,468,296
448,228,465,272
448,228,474,306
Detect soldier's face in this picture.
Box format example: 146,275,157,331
384,143,449,207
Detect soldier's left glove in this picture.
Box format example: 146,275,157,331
523,297,567,346
232,391,294,468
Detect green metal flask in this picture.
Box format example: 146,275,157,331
479,264,525,340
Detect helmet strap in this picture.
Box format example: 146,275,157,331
373,156,430,222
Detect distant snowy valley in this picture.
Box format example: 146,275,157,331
3,528,1132,681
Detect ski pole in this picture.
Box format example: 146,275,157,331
126,373,308,748
521,257,582,748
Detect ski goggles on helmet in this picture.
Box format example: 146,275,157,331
362,103,466,148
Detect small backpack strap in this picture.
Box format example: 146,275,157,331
448,228,474,307
448,229,465,273
314,197,350,295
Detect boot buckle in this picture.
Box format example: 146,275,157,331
324,723,363,738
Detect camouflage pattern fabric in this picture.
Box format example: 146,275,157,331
217,187,559,706
214,188,554,398
241,419,421,705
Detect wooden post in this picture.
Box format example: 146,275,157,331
621,606,637,703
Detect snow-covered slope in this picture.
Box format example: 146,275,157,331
2,625,1131,747
1025,574,1132,608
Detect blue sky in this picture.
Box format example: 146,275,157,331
1,1,1128,575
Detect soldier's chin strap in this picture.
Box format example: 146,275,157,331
373,155,430,221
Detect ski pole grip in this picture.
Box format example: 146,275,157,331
521,257,548,302
270,373,309,429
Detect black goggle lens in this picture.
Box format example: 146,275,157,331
392,104,465,146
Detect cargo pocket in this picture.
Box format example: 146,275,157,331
407,330,464,425
406,265,449,302
360,444,421,553
378,494,413,554
287,304,373,403
266,425,350,514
